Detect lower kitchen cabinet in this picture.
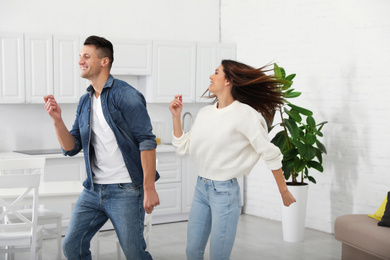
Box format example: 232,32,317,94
154,182,182,216
44,156,85,182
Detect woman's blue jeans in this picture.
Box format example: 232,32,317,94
186,176,242,260
62,183,152,260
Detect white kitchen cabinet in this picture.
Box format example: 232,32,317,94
44,156,85,182
156,151,181,183
181,157,198,213
154,183,182,216
1,33,82,104
196,43,237,103
24,34,53,103
196,43,218,103
139,41,196,103
153,148,182,218
53,35,81,103
0,32,25,103
111,39,152,75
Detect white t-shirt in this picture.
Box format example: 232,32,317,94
90,95,131,184
172,100,282,181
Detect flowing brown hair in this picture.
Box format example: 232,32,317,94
202,59,285,123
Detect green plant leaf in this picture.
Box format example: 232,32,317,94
308,176,317,184
307,161,324,172
285,91,301,98
283,147,298,160
316,139,327,154
271,130,287,150
316,148,323,164
282,159,295,178
274,64,283,79
294,157,306,173
284,108,302,122
304,145,317,160
292,139,307,155
306,133,316,145
307,116,316,128
285,74,296,81
284,119,300,140
317,121,328,132
287,104,313,116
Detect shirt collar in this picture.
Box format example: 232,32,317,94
87,75,114,95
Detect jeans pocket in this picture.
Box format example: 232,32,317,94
212,180,232,195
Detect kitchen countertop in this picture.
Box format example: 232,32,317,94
0,144,175,159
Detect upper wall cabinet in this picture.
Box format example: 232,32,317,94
110,39,152,75
0,33,25,103
196,43,236,103
54,35,81,103
0,33,82,104
25,34,53,103
140,41,197,103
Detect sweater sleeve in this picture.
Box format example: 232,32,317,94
238,110,282,170
171,131,191,157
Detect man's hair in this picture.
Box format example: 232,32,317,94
84,35,114,68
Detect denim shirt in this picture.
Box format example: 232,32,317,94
63,75,160,190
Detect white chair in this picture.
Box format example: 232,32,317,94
0,171,43,260
0,158,63,260
93,213,152,260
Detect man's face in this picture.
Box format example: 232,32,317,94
78,45,104,79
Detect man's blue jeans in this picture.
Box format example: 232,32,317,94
186,176,242,260
62,183,152,260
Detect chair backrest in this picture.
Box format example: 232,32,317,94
0,158,45,253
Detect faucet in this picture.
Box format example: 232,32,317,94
182,112,194,131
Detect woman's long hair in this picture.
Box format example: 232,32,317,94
202,59,285,123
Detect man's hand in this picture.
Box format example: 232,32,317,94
144,187,160,214
44,95,62,123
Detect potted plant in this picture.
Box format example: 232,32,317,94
270,64,328,242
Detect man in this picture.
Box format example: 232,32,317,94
44,35,159,260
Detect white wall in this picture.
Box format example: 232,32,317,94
221,0,390,233
0,0,217,152
0,0,219,42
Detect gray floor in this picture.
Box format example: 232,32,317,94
3,214,342,260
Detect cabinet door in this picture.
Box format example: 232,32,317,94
156,152,181,183
181,156,198,213
0,33,25,103
53,35,81,103
44,157,85,182
142,41,196,103
195,43,236,103
154,183,182,216
25,34,53,103
196,43,218,103
111,39,152,75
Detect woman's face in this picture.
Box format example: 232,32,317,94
209,65,228,95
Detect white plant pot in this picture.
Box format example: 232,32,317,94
281,184,309,242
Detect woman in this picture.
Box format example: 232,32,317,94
169,60,296,260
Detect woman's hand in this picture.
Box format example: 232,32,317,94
169,94,183,118
280,189,296,207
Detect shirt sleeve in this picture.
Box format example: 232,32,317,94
171,131,191,157
238,110,282,170
120,89,157,151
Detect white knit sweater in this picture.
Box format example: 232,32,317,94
172,100,282,181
